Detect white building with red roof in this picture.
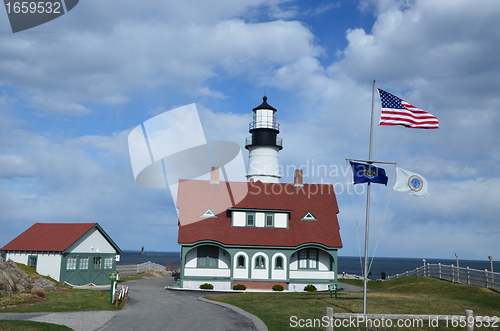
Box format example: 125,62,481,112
176,97,343,291
1,223,122,286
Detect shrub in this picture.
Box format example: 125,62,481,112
304,284,317,292
199,283,214,290
34,290,46,298
232,284,247,290
272,284,284,291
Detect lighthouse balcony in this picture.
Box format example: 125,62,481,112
249,121,279,131
245,136,283,149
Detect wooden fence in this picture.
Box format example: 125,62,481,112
325,308,497,331
116,261,166,276
386,263,500,290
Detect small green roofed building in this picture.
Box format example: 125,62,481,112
0,223,122,286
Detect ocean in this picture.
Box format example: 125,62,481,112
118,251,499,279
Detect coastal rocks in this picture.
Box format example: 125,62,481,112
0,256,56,297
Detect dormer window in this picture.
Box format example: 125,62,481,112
230,209,289,228
246,213,255,226
301,211,317,221
265,214,274,227
201,208,218,218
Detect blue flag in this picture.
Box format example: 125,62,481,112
349,161,388,185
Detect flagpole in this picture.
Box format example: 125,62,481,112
347,81,395,314
362,80,376,315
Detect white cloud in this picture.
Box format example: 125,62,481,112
0,155,37,179
30,95,92,116
0,1,321,116
0,0,499,259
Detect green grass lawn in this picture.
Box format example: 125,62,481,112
0,320,72,331
0,289,125,313
208,277,500,331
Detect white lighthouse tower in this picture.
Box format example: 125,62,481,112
245,96,283,183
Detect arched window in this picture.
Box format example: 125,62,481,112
255,255,266,269
275,256,283,269
237,255,245,268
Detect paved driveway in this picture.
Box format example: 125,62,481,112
99,278,257,331
0,278,258,331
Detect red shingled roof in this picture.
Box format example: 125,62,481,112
177,180,343,248
1,223,98,252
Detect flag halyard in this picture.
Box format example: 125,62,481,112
378,88,439,129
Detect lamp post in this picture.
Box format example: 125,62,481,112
422,259,426,276
455,253,459,283
488,256,493,273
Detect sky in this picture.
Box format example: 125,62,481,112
0,0,499,262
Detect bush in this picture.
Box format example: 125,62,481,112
199,283,214,290
232,284,247,290
34,290,46,298
272,284,284,291
304,284,317,292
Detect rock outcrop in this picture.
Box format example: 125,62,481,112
0,256,56,297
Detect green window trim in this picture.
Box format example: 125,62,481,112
66,257,77,270
201,208,218,218
79,257,89,270
93,257,102,269
236,255,246,268
298,249,319,269
28,255,37,271
104,257,113,269
197,245,219,268
255,255,266,269
275,256,284,269
301,211,318,221
265,213,274,227
246,212,256,227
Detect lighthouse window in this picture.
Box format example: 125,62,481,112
253,109,277,130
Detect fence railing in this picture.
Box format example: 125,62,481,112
386,263,500,290
325,307,495,331
116,261,166,276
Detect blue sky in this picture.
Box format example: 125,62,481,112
0,0,499,262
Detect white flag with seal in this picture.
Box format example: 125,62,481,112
393,167,429,198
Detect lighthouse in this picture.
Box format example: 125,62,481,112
245,96,283,183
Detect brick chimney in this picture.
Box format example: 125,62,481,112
210,167,219,184
294,169,303,187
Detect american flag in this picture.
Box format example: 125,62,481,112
378,89,439,129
